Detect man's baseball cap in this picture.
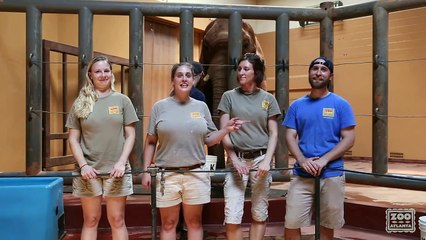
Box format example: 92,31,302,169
309,57,333,73
190,61,203,75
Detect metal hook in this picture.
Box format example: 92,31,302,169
373,107,380,118
278,59,289,72
132,55,140,68
374,54,385,67
28,106,33,121
28,53,34,67
231,57,238,70
80,54,87,67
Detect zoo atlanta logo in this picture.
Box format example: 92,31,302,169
386,208,416,233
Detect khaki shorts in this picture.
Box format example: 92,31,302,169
224,154,272,224
285,175,345,229
156,169,211,208
72,174,134,197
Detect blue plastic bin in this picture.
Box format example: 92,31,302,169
0,177,64,240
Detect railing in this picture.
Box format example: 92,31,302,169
1,166,425,239
2,0,426,177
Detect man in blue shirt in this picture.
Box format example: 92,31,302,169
282,57,356,240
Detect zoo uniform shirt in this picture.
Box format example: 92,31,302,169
217,87,281,152
66,92,139,173
283,92,356,178
148,97,217,167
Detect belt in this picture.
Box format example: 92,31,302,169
160,164,202,171
236,149,266,159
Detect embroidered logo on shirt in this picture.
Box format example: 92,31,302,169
191,112,202,118
108,106,120,114
262,100,270,110
323,108,335,118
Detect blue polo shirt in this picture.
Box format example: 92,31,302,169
190,87,206,103
283,93,356,178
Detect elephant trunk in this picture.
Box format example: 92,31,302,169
206,50,229,120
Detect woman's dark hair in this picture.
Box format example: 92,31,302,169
238,53,265,87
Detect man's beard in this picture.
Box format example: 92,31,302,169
309,77,330,89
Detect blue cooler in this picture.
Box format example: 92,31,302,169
0,177,65,240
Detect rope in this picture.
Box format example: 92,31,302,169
30,108,426,119
1,166,425,182
38,56,426,67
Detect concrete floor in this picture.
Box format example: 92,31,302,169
62,159,426,239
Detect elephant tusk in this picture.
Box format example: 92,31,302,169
203,74,210,81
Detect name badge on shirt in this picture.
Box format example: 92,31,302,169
108,106,120,114
323,108,335,118
191,112,202,119
261,100,270,110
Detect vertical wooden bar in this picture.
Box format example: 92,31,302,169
78,7,93,89
180,9,193,62
228,11,242,90
41,40,51,170
62,53,68,155
320,1,334,92
129,8,144,172
26,5,43,175
275,13,290,169
372,6,389,174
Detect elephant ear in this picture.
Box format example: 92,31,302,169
199,19,218,75
242,20,264,59
196,19,218,92
242,21,267,90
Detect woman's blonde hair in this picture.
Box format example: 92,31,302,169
72,55,116,119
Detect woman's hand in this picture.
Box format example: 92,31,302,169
110,162,126,178
232,158,249,176
226,117,250,132
255,160,271,177
80,165,100,180
142,173,151,189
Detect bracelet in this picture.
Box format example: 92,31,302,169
79,163,89,170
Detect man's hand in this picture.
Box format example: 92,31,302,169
298,157,320,176
312,157,328,176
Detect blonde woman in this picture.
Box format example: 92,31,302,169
66,55,139,240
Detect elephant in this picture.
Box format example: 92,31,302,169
196,18,264,167
197,18,264,116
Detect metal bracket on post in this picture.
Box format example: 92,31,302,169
279,59,288,72
231,57,238,70
80,54,87,67
374,107,380,118
374,54,386,68
131,55,141,69
28,53,34,66
147,166,159,240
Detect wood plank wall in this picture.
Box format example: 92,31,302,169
257,7,426,161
